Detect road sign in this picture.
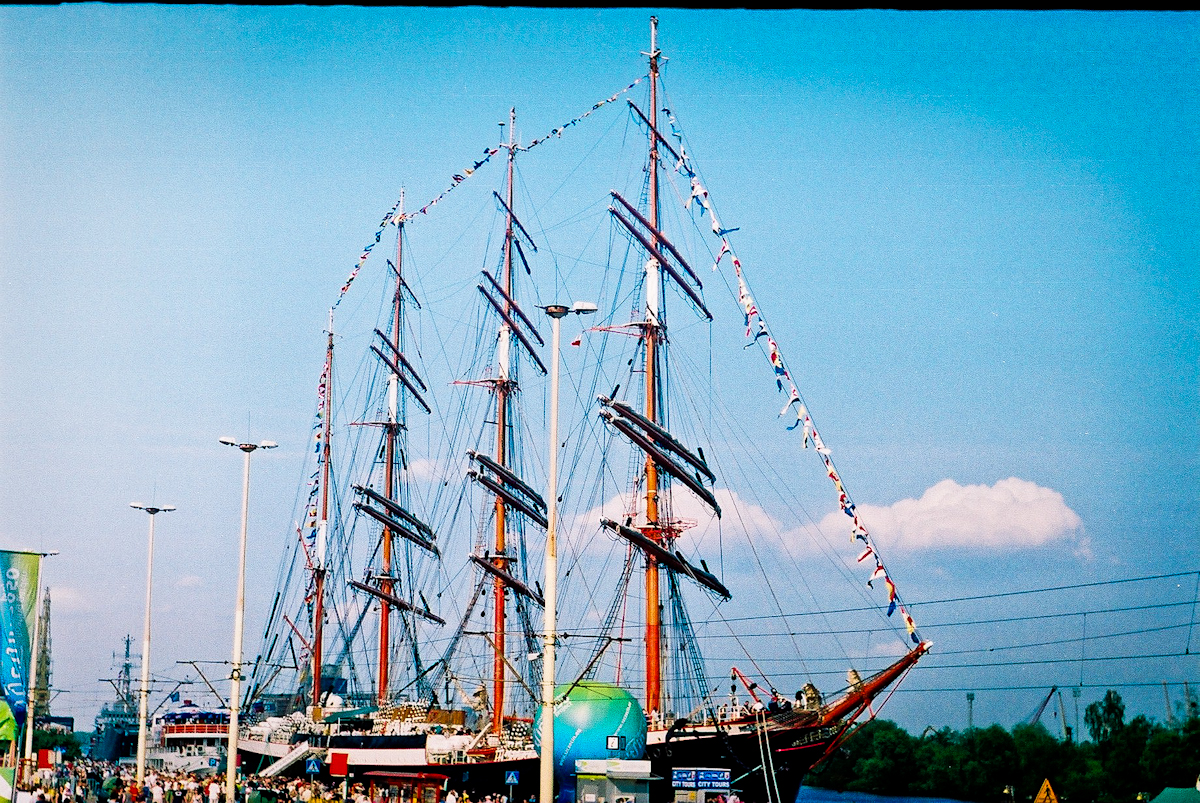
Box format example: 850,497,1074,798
305,758,322,775
1034,780,1059,803
505,771,520,786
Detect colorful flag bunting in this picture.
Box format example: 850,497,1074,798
658,101,921,645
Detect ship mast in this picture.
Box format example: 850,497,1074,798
312,311,333,711
378,190,407,704
32,590,50,720
492,108,517,735
642,15,665,719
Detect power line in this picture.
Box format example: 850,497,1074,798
679,570,1200,625
893,680,1200,693
915,650,1195,671
559,599,1195,640
738,622,1196,663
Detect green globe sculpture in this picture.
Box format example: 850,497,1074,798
532,681,647,801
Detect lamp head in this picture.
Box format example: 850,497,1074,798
570,301,598,315
132,502,176,515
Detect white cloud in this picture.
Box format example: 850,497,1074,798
407,458,437,482
822,477,1082,552
175,575,203,588
47,585,96,614
567,487,786,554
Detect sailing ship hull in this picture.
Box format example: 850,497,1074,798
239,728,825,802
647,723,837,803
238,739,540,799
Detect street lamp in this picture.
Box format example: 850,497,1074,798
219,437,277,803
130,502,176,788
540,300,596,803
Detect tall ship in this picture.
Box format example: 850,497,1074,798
239,19,929,803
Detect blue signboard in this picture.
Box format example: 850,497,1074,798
696,770,731,790
672,770,697,789
673,769,729,790
306,758,322,775
505,771,520,786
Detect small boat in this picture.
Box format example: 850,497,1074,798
146,700,226,776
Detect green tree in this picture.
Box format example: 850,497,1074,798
1098,714,1157,803
32,729,83,761
805,692,1197,803
808,719,915,795
959,725,1019,803
1141,714,1200,793
912,727,968,799
1086,690,1126,744
847,719,917,796
1011,722,1066,798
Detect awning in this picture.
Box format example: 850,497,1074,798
363,772,450,782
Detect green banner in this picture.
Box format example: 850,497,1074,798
0,766,14,803
0,551,40,726
0,701,15,742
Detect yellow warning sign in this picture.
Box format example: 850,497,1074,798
1034,780,1059,803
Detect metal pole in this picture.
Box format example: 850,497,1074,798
541,309,563,803
540,301,593,803
136,512,156,787
228,447,251,803
133,504,175,787
219,437,275,803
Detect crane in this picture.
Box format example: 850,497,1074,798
1028,685,1058,726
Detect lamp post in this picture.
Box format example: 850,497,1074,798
17,550,57,790
131,502,175,788
540,301,596,803
219,437,277,803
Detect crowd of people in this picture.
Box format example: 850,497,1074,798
24,761,551,803
25,761,390,803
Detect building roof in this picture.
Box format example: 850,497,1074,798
1151,787,1200,803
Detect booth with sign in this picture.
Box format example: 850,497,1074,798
574,759,654,803
363,771,448,803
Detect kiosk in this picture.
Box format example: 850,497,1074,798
574,759,654,803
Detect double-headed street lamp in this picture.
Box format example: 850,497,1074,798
130,502,175,788
219,437,276,803
540,301,596,803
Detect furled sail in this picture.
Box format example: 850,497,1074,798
601,518,730,600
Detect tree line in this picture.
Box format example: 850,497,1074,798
808,690,1200,803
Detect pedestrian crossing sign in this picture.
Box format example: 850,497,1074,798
505,771,520,786
306,758,322,775
1034,780,1058,803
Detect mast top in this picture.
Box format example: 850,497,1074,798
643,17,661,65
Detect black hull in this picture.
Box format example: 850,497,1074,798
646,724,839,803
93,725,138,763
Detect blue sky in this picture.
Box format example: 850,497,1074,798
1,8,1197,735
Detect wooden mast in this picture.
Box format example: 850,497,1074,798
492,109,517,735
379,189,406,704
312,310,333,711
643,15,664,720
